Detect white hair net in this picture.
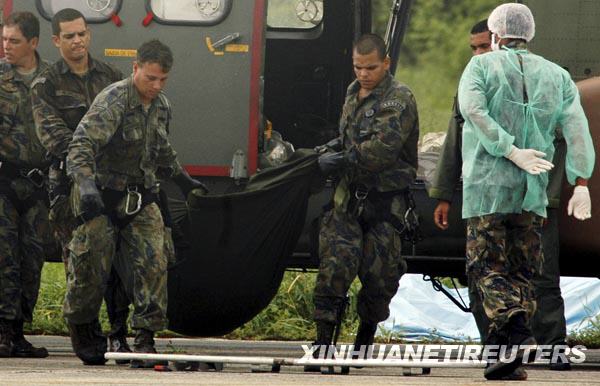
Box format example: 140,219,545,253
488,3,535,42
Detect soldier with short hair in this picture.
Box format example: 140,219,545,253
65,39,206,367
0,11,50,358
31,8,132,361
307,33,419,369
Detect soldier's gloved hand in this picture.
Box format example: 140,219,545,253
568,185,591,220
314,137,343,154
173,171,209,197
506,145,554,175
317,147,358,176
78,178,104,218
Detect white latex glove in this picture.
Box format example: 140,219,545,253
506,145,554,175
568,185,592,220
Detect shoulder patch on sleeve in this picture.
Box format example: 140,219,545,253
31,76,46,88
380,100,403,110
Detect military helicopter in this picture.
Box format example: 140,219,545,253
6,0,600,336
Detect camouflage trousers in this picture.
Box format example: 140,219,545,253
0,187,51,322
63,202,168,332
50,194,130,334
466,211,544,334
314,198,407,324
48,195,78,272
468,208,567,345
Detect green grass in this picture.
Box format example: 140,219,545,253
396,62,458,138
29,263,68,335
30,263,600,348
29,262,111,335
566,303,600,349
225,272,361,342
30,265,360,342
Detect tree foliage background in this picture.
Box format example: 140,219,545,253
371,0,503,134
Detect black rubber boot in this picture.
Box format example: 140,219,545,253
68,320,107,365
130,329,167,369
0,319,13,358
108,313,131,365
11,319,48,358
484,313,537,380
350,321,377,368
304,321,335,372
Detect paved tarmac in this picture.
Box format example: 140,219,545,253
1,336,600,385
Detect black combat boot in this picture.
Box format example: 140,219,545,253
0,319,13,358
304,321,335,372
350,321,378,368
484,313,536,380
108,314,131,365
108,333,131,365
130,329,167,369
11,319,48,358
483,328,528,380
68,320,107,365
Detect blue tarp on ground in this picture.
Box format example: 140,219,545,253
382,274,600,342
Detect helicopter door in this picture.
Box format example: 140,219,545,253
10,0,267,178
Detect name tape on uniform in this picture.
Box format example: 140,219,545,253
105,49,138,58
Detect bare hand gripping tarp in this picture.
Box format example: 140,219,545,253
166,149,321,336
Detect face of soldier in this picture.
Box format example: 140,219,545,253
470,31,492,56
52,17,90,63
2,25,38,67
352,49,390,93
133,61,169,104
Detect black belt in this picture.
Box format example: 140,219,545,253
341,183,421,257
0,160,48,214
356,186,411,232
0,160,46,188
346,184,408,216
76,185,159,229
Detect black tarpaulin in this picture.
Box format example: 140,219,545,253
166,149,321,336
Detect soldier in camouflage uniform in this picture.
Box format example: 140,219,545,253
0,12,50,358
30,8,132,360
65,39,206,367
428,19,571,373
308,34,418,367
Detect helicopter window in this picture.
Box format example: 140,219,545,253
147,0,232,26
36,0,122,23
267,0,324,29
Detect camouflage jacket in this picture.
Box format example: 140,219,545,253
67,76,183,191
339,72,419,192
428,93,566,208
427,95,463,202
0,53,49,168
31,55,123,159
